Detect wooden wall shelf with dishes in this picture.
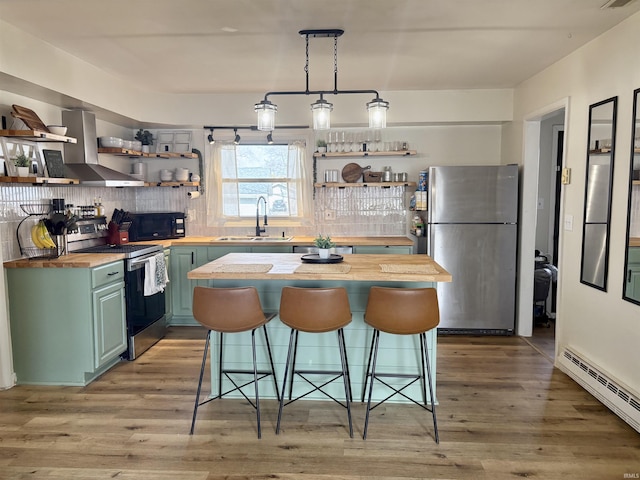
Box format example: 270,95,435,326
588,148,612,155
0,176,79,185
97,147,197,159
0,129,77,143
313,150,416,158
314,182,417,188
145,181,200,187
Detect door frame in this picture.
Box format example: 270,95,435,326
518,98,569,338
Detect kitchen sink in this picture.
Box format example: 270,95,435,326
215,236,255,241
252,236,293,241
215,236,293,242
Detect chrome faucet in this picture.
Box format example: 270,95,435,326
256,196,268,236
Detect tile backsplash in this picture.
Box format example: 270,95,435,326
0,184,410,260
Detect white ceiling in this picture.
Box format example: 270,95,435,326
1,0,640,96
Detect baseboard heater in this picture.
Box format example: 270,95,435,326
558,346,640,433
437,328,514,336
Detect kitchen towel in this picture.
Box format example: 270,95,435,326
144,252,169,296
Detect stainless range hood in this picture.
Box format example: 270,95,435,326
62,110,144,187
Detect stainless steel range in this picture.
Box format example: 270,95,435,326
67,217,167,360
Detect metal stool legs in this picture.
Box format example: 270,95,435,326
190,324,279,438
362,329,439,442
277,327,353,437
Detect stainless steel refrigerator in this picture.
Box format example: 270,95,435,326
427,165,519,334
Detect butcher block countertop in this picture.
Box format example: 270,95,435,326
188,252,451,283
630,237,640,247
3,236,412,269
173,235,413,247
3,252,126,269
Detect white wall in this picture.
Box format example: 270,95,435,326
508,12,640,394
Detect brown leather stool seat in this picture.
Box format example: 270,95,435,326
362,286,440,442
276,286,353,437
190,286,279,438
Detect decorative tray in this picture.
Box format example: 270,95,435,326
301,254,344,264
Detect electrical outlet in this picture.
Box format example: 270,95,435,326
187,209,196,221
561,167,571,185
324,210,336,220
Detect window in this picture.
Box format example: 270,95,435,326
207,141,312,226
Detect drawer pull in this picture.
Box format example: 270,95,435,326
107,271,119,276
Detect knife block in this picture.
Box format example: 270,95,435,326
107,222,129,245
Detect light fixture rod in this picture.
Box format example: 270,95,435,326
203,125,309,130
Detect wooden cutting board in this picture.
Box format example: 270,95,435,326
11,105,50,132
341,163,371,183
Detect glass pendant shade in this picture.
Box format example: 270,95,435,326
255,100,277,131
367,98,389,129
311,98,333,130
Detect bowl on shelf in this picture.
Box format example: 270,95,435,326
99,136,124,148
160,169,173,182
47,125,68,136
123,140,134,150
175,168,189,182
132,140,142,151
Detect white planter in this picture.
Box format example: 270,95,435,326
318,248,331,259
317,146,327,153
142,145,150,153
16,166,29,177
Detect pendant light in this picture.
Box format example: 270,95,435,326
311,96,333,130
367,98,390,129
255,29,388,131
255,100,277,131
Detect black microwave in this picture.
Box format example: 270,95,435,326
128,212,186,241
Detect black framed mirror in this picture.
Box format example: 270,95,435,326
580,96,617,290
623,88,640,305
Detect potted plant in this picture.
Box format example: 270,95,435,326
316,139,327,153
314,234,335,259
13,153,31,177
135,129,154,153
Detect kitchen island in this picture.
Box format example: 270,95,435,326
188,253,451,403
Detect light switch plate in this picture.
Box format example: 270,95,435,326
564,214,573,231
324,210,336,220
561,167,571,185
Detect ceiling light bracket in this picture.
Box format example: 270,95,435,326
254,29,388,131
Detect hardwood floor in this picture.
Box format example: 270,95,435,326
1,327,638,480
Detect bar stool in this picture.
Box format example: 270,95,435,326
276,286,353,437
362,286,440,442
190,286,279,438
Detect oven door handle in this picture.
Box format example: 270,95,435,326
128,256,152,272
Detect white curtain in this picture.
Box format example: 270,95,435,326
206,141,312,227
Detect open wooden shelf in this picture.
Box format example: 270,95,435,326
313,150,416,158
0,129,77,143
314,181,417,188
144,181,200,187
0,176,79,185
98,147,197,159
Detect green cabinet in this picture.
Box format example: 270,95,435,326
625,247,640,300
6,260,126,385
169,246,208,324
353,245,413,254
164,248,173,322
169,245,277,325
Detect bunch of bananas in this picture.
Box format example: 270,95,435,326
31,220,56,249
